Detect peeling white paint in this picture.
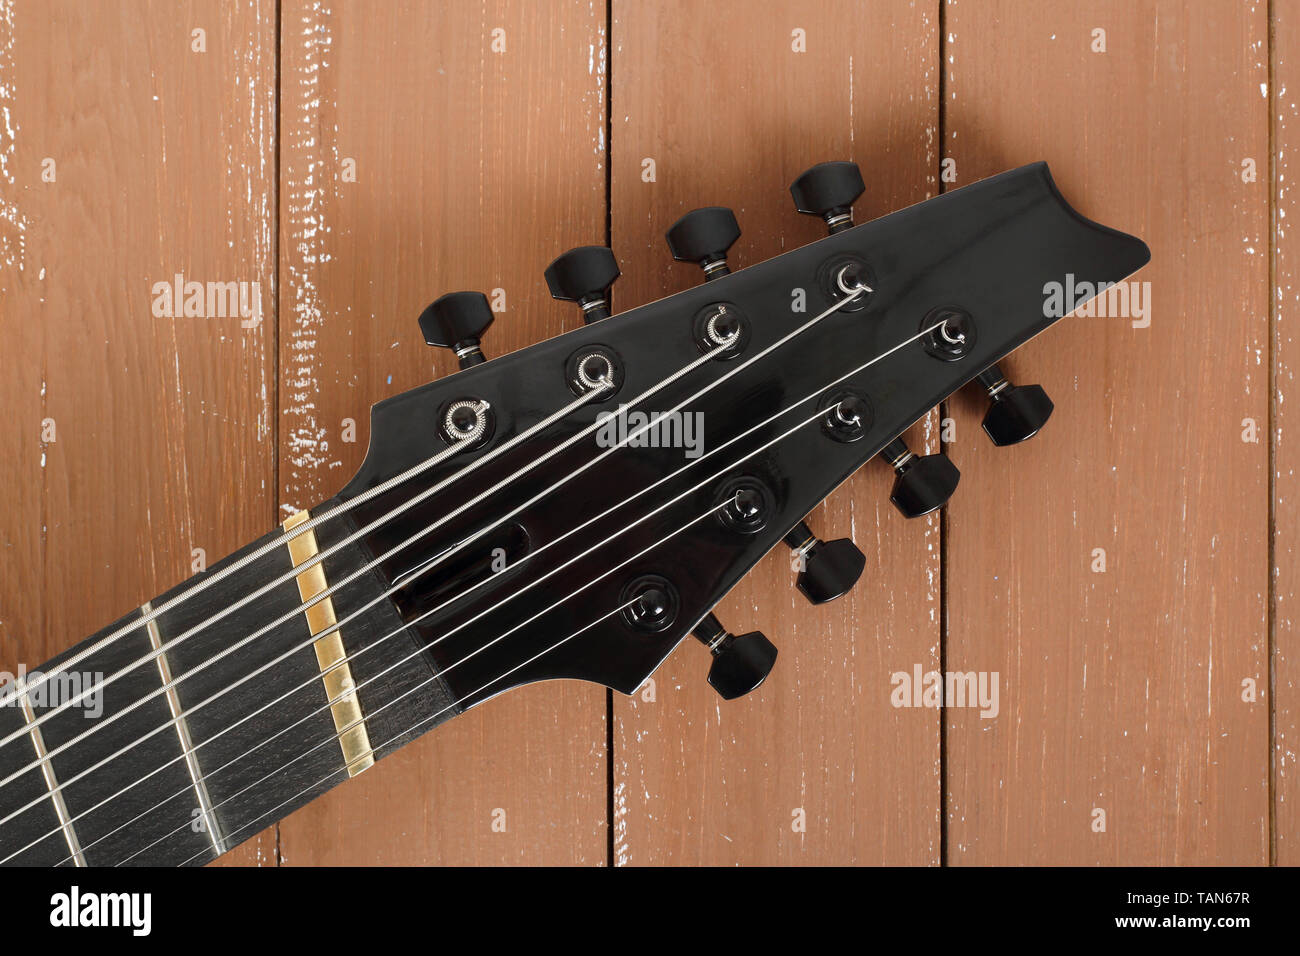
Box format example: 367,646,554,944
282,2,338,514
0,0,29,284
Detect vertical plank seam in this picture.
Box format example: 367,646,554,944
1267,0,1279,868
604,0,616,871
142,601,226,856
18,693,85,866
273,0,285,869
936,0,949,869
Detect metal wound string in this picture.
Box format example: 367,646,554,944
120,496,736,866
168,600,638,867
0,434,477,713
0,328,734,762
0,287,865,791
0,387,599,736
12,398,848,863
15,310,949,865
4,398,836,861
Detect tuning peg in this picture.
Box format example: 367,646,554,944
880,438,959,518
419,291,494,369
789,161,866,234
544,245,620,324
693,612,777,700
975,364,1054,446
665,206,741,280
783,520,866,605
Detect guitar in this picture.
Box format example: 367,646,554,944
0,160,1149,866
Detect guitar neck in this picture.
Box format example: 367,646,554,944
0,501,457,866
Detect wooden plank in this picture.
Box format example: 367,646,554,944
1274,0,1299,867
609,0,941,865
275,0,609,865
0,0,278,865
943,0,1270,864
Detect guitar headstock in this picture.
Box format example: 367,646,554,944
337,161,1149,707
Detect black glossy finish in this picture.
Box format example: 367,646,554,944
890,455,961,519
707,631,779,700
22,160,1152,867
783,520,866,605
693,613,778,700
419,291,494,368
338,162,1150,702
781,519,817,550
882,438,961,519
790,161,866,233
665,206,741,279
977,363,1055,445
544,246,620,324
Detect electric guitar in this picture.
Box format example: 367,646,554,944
0,161,1149,866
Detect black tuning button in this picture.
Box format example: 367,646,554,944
880,438,959,519
975,364,1054,446
544,245,620,324
419,291,494,369
665,207,741,280
693,612,777,701
783,520,866,605
789,161,866,234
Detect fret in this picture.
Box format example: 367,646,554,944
0,704,74,865
16,693,85,866
141,601,225,857
144,526,350,863
0,501,464,866
309,501,463,762
23,608,215,866
0,150,1153,869
132,501,460,861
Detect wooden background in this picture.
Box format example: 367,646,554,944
0,0,1290,865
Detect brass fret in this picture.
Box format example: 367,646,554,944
282,510,375,777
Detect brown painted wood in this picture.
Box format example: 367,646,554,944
609,0,942,865
0,0,1286,868
943,0,1270,864
274,0,609,865
0,0,279,865
1273,0,1299,867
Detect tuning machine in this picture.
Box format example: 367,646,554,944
974,364,1054,446
784,520,866,605
693,612,777,700
544,246,620,324
419,291,494,369
790,161,866,234
880,438,959,518
666,207,741,281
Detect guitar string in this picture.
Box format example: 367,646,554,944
0,414,479,713
7,397,839,864
0,281,841,745
122,496,736,866
0,287,867,789
5,279,758,710
15,310,946,865
0,328,746,752
164,598,641,868
0,384,604,735
0,398,830,859
0,329,733,780
10,301,937,864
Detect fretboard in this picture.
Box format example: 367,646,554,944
0,500,458,866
